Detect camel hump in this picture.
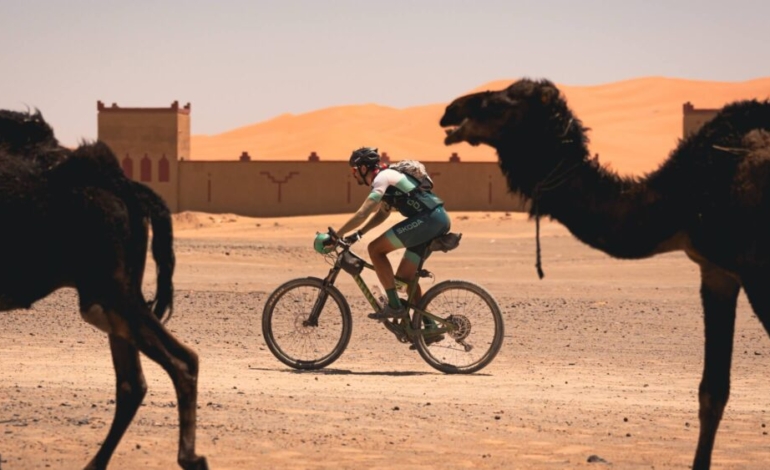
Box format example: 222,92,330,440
50,141,123,185
708,100,770,139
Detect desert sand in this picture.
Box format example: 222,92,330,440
1,210,769,469
190,77,770,175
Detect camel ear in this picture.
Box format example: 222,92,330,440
539,85,559,105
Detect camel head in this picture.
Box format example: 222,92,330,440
440,78,566,147
440,78,589,195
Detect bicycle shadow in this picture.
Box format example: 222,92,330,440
248,366,435,377
248,366,492,377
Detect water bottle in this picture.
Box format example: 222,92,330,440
371,285,386,309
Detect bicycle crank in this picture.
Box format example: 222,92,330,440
382,318,410,343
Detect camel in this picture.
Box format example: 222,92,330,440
439,78,770,469
0,109,208,470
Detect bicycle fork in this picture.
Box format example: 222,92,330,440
305,267,341,327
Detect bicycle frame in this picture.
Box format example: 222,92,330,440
308,240,453,344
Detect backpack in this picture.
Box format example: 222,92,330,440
389,160,434,192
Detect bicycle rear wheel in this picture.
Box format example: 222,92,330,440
262,277,352,370
412,280,504,374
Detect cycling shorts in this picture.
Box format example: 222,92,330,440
385,206,451,263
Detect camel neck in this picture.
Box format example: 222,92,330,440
533,161,688,259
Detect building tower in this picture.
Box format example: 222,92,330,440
97,100,191,212
682,102,719,139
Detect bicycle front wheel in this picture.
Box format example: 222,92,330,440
262,277,352,370
412,280,504,374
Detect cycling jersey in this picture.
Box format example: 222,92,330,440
367,168,444,218
365,167,450,262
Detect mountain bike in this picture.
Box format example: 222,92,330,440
261,229,504,374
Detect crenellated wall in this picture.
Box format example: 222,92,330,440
177,160,528,217
97,101,528,216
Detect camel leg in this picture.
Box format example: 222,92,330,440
131,311,208,470
85,335,147,470
80,300,208,470
692,264,740,470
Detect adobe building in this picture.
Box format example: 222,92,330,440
98,100,717,217
97,101,189,212
97,101,529,216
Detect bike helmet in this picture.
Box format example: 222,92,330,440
313,232,334,254
349,147,381,168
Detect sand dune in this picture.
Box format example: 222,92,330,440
191,77,770,175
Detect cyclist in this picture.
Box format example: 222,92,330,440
321,147,451,320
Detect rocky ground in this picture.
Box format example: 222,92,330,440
1,212,769,469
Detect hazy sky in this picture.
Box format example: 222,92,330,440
1,0,768,146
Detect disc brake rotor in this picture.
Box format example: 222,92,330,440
447,314,472,341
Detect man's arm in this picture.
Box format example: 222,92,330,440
357,203,391,236
336,198,380,237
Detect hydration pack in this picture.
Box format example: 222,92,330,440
390,160,434,191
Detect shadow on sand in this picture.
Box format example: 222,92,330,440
248,366,435,377
248,366,491,377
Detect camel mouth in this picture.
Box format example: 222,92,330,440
442,118,468,145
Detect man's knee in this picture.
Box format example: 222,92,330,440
368,237,394,257
368,243,384,259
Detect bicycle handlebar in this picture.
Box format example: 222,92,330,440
325,227,352,251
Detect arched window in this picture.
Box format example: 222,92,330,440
159,155,170,182
140,154,152,182
122,155,133,179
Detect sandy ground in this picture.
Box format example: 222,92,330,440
2,211,769,470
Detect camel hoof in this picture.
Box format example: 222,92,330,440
180,455,209,470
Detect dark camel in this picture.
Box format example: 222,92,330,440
439,78,770,469
0,109,208,469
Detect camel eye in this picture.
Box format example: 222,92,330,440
479,99,511,118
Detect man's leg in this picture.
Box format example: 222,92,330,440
398,249,445,348
368,234,399,293
367,234,406,317
368,209,448,319
395,251,422,302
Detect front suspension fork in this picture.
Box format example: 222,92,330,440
305,268,341,327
